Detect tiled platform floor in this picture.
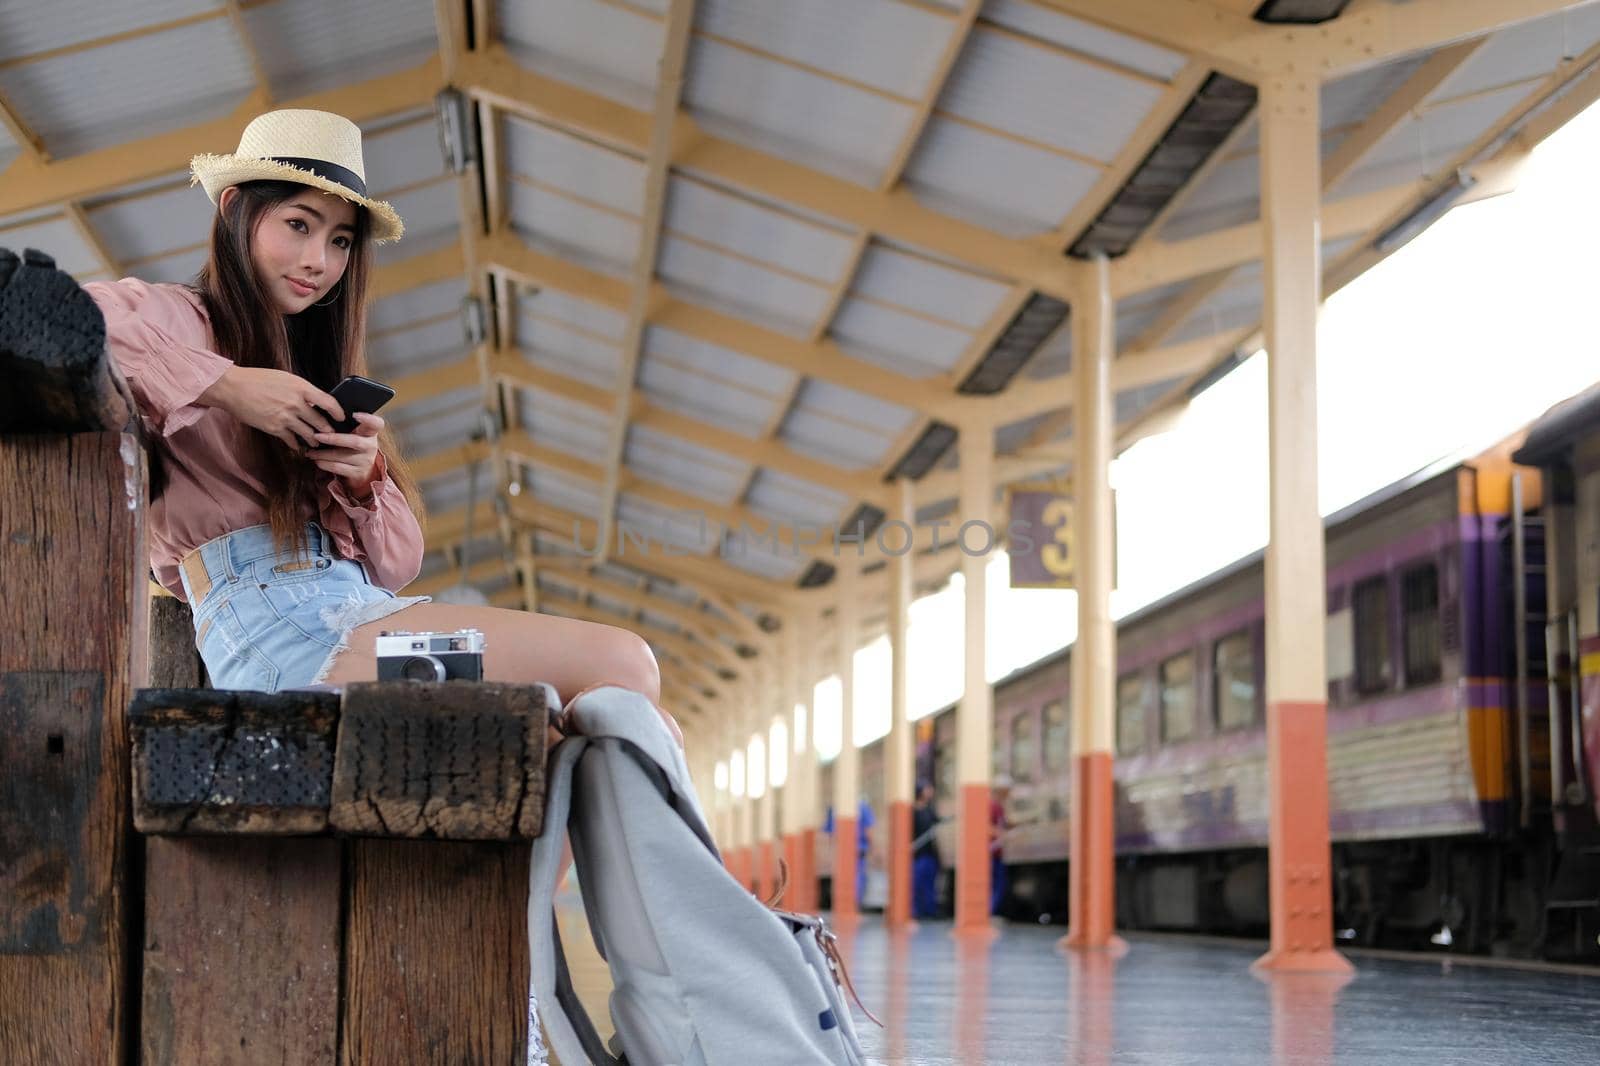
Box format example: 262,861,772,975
552,902,1598,1064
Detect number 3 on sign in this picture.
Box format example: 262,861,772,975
1040,498,1074,580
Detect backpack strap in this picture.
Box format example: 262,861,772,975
526,733,622,1066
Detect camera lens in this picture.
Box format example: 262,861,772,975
400,655,447,682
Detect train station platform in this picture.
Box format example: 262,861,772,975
554,899,1598,1065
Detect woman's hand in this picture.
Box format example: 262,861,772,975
309,412,384,497
201,365,344,452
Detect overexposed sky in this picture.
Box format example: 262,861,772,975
777,97,1600,768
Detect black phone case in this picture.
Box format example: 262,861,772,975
328,376,395,434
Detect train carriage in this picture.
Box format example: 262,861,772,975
817,431,1597,956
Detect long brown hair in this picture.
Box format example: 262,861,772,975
193,179,426,558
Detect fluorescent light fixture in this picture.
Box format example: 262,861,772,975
1374,170,1476,254
434,88,473,174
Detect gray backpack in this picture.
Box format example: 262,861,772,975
526,685,874,1065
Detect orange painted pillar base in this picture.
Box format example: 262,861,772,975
832,816,858,922
954,784,995,938
1255,700,1353,975
886,799,914,929
800,827,818,912
1062,751,1123,952
1258,970,1353,1064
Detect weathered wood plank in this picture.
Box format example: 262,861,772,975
0,431,148,1065
141,836,342,1066
342,840,532,1065
148,594,205,690
130,689,340,835
330,682,549,840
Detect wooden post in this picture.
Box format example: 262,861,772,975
886,478,916,929
954,424,995,937
1063,254,1124,954
1256,73,1351,975
1,248,146,1064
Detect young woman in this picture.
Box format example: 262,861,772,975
84,108,668,731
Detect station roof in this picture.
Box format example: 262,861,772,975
3,0,1597,721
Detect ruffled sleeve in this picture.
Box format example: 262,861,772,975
317,451,425,591
83,279,233,438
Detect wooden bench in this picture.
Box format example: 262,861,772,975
0,248,550,1065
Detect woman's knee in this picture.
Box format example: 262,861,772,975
596,627,661,704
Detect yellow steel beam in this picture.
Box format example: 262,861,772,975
597,0,697,567
0,58,443,218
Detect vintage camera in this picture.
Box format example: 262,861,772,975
374,629,486,682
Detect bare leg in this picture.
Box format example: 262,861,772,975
320,602,681,743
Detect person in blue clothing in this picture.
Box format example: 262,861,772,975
911,780,942,919
822,796,875,902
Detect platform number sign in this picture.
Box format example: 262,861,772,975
1008,484,1075,589
1007,484,1116,591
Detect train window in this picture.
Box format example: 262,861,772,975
1214,630,1256,730
1043,699,1069,773
1116,674,1146,755
1159,652,1197,742
1353,575,1392,694
1010,712,1038,783
1402,563,1442,685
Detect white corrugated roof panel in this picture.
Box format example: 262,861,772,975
1444,6,1600,102
626,423,752,506
503,115,645,216
517,385,611,455
645,324,797,398
1116,377,1185,424
618,493,720,556
245,0,437,99
0,19,254,157
363,114,449,195
830,299,971,378
938,27,1164,164
657,236,831,336
902,116,1100,236
684,35,915,186
508,180,640,275
696,0,954,98
85,181,209,266
717,543,806,582
1159,126,1347,242
743,468,850,526
370,277,469,333
850,244,1011,329
496,0,664,110
638,351,787,434
0,1,219,63
665,176,853,282
978,0,1187,83
520,288,628,342
779,379,913,470
0,214,99,277
368,315,465,376
531,466,604,519
386,386,480,455
382,178,460,245
516,315,623,384
1330,81,1535,202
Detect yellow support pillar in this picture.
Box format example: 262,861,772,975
1255,71,1352,976
1063,253,1124,953
831,549,862,923
886,477,917,930
954,425,996,937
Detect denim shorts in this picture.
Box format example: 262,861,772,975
178,522,431,693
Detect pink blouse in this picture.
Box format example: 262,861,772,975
85,278,424,603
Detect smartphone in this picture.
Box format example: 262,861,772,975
325,375,395,434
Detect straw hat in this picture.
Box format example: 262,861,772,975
190,109,404,242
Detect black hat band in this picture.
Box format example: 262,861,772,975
267,156,368,198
